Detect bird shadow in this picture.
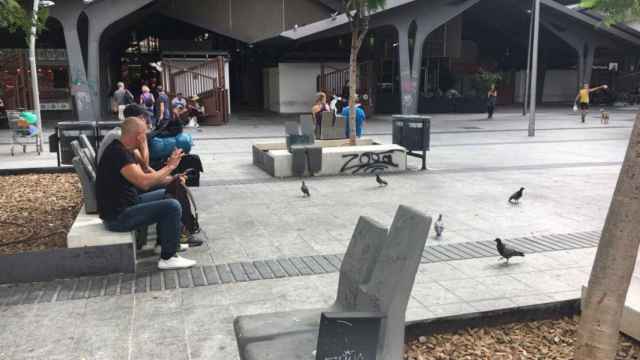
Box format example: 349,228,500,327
490,260,525,269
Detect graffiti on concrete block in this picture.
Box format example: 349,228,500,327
340,149,402,174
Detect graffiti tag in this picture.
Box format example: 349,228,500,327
340,150,402,175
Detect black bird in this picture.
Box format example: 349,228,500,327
508,187,525,204
301,181,310,197
434,214,444,238
495,238,525,264
376,174,388,187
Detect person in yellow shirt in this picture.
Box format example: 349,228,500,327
575,83,608,123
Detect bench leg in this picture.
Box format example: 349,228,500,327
135,227,148,251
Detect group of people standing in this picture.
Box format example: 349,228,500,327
112,82,203,130
312,91,366,138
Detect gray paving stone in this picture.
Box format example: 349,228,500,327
120,274,135,295
301,256,326,274
312,255,338,272
458,242,494,257
553,234,590,248
178,269,193,288
265,260,288,278
276,258,300,277
253,261,275,279
0,284,14,305
241,262,262,281
421,251,441,263
56,279,77,301
4,284,30,306
228,262,248,282
516,238,548,252
538,235,575,250
473,241,500,255
191,267,207,287
39,281,61,303
135,273,149,293
104,275,120,296
429,246,458,261
423,248,449,262
216,264,235,283
202,266,221,285
289,257,314,276
506,239,538,253
71,278,90,300
21,284,44,305
164,270,178,290
564,233,598,246
150,272,163,291
526,236,564,251
88,277,106,298
323,255,342,270
446,244,476,258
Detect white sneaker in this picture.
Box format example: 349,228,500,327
154,244,189,255
158,255,197,270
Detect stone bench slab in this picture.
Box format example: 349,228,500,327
67,205,135,248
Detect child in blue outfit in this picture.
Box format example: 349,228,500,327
342,100,366,138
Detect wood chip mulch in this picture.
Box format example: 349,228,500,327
0,173,82,256
405,316,640,360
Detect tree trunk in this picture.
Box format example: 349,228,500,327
575,114,640,359
348,27,360,145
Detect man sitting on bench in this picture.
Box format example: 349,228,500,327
96,117,196,270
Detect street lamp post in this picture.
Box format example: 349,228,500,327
528,0,541,137
29,0,55,153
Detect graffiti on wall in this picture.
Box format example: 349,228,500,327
340,149,403,175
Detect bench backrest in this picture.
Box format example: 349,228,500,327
71,136,98,214
335,205,431,360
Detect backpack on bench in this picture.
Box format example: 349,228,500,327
165,176,200,234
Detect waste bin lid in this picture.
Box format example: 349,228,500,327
57,121,96,129
391,114,431,120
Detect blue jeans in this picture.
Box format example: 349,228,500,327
104,189,181,260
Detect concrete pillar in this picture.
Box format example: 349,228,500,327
82,0,154,118
50,5,96,121
382,0,479,114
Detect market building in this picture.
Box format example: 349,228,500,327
2,0,640,122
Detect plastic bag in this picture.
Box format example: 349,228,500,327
572,104,578,112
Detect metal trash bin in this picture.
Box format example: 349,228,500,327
391,114,431,170
56,121,96,166
96,121,121,148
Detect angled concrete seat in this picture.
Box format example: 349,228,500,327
234,216,387,345
234,205,431,360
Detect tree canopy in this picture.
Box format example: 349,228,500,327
0,0,48,43
580,0,640,24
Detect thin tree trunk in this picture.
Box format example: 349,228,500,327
575,114,640,359
349,28,359,145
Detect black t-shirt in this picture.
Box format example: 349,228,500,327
96,140,138,221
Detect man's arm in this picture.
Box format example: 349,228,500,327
121,149,182,191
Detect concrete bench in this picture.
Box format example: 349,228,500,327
71,135,148,252
234,205,431,360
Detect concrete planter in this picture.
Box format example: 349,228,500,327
252,138,407,177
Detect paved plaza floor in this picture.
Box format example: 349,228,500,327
0,107,637,359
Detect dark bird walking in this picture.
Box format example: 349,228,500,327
376,174,388,187
301,181,310,197
508,187,525,204
434,214,444,238
495,238,525,264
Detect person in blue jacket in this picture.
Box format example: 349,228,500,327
342,96,366,138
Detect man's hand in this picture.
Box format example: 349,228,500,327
166,148,184,170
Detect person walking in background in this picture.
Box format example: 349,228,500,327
155,85,171,129
112,82,134,121
342,96,366,139
140,85,156,127
487,84,498,119
575,83,608,123
311,92,330,129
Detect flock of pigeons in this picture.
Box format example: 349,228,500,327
300,177,527,264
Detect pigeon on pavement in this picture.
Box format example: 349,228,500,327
495,238,525,264
434,214,444,238
376,174,388,187
301,181,310,197
508,187,525,204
